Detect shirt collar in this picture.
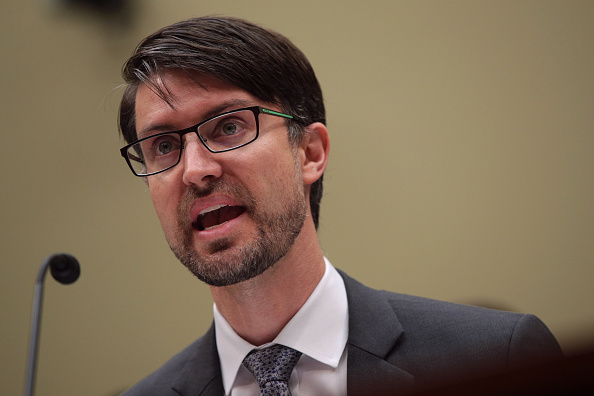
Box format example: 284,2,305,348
214,258,348,395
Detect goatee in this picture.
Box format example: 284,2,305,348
168,177,306,286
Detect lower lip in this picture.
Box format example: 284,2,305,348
193,210,247,240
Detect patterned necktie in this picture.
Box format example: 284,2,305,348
242,344,302,396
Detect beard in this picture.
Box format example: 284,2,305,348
167,168,307,287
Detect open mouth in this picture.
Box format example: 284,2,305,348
193,204,246,231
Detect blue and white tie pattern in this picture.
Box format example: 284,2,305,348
242,344,302,396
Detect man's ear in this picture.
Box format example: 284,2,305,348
298,122,330,185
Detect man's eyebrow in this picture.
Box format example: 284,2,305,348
201,99,255,120
137,123,179,139
137,99,257,139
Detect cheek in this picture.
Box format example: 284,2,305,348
265,155,304,201
149,182,179,229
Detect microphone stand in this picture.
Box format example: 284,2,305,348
24,254,80,396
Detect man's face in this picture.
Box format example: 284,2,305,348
135,70,307,286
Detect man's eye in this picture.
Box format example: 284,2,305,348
152,137,178,155
221,122,238,135
158,141,173,154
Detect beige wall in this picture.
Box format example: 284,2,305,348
1,1,592,395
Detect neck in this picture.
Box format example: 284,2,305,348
209,220,325,346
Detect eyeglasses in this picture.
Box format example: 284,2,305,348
120,106,294,176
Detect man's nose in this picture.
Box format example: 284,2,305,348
181,136,223,186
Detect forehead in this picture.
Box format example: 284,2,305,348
134,70,260,135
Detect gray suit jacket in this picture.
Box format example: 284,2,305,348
122,270,562,395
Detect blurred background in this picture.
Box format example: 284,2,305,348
1,1,592,395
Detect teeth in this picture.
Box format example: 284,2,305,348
203,220,229,231
194,204,245,231
199,204,228,216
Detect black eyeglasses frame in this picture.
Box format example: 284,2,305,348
120,106,294,177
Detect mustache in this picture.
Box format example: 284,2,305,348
183,181,220,200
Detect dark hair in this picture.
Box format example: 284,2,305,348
119,16,325,229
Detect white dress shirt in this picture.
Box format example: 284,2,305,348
214,258,349,395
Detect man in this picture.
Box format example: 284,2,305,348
118,16,562,395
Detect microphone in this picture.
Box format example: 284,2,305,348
24,254,81,396
49,254,80,285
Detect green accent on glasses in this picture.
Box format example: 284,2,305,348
261,108,294,119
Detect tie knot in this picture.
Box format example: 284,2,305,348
242,344,302,394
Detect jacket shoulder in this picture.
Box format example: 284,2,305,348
121,325,220,396
121,339,201,396
340,270,562,384
388,291,562,384
385,290,560,357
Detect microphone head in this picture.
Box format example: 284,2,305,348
49,254,81,285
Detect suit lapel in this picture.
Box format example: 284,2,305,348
339,270,415,395
171,324,225,396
